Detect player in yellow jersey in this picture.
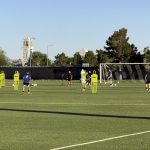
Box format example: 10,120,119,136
13,71,20,91
91,70,98,93
81,69,87,91
1,71,5,87
0,72,2,88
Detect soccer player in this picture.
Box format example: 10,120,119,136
0,72,2,88
1,71,5,87
145,70,150,91
22,72,31,94
67,70,73,86
81,69,87,91
86,71,91,86
91,70,98,93
13,71,20,91
105,69,113,86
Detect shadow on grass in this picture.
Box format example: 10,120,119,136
0,107,150,120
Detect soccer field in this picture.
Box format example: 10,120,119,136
0,80,150,150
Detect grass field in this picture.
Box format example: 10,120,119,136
0,80,150,150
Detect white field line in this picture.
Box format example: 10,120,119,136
0,102,149,106
49,130,150,150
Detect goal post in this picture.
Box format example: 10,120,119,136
99,63,150,84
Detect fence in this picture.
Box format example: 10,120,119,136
0,66,98,80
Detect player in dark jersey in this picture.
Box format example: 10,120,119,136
86,71,91,86
105,69,113,86
67,71,73,86
145,71,150,91
22,72,31,94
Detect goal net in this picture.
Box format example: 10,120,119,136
99,63,150,84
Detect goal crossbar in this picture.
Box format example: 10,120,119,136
100,63,150,65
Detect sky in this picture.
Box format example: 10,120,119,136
0,0,150,60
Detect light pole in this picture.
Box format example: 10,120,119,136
47,44,53,66
29,37,36,67
29,48,32,67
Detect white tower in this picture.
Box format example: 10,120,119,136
22,37,34,66
79,48,88,59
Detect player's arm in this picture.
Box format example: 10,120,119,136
107,74,110,80
145,74,147,82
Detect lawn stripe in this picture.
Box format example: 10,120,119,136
49,130,150,150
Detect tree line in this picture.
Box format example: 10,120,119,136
1,28,150,66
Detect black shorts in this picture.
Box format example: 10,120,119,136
23,83,30,86
68,79,72,81
147,79,150,84
145,81,150,84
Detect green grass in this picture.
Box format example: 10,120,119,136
0,80,150,150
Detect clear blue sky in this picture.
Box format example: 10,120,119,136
0,0,150,60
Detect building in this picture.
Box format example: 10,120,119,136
22,37,34,66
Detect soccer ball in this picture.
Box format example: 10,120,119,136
114,84,117,86
31,83,37,86
117,81,119,84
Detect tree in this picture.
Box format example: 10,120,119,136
96,49,110,63
54,52,69,66
128,44,143,63
72,52,83,66
0,49,9,66
143,47,150,63
67,57,73,66
83,51,97,66
31,51,48,66
105,28,134,62
143,47,150,70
